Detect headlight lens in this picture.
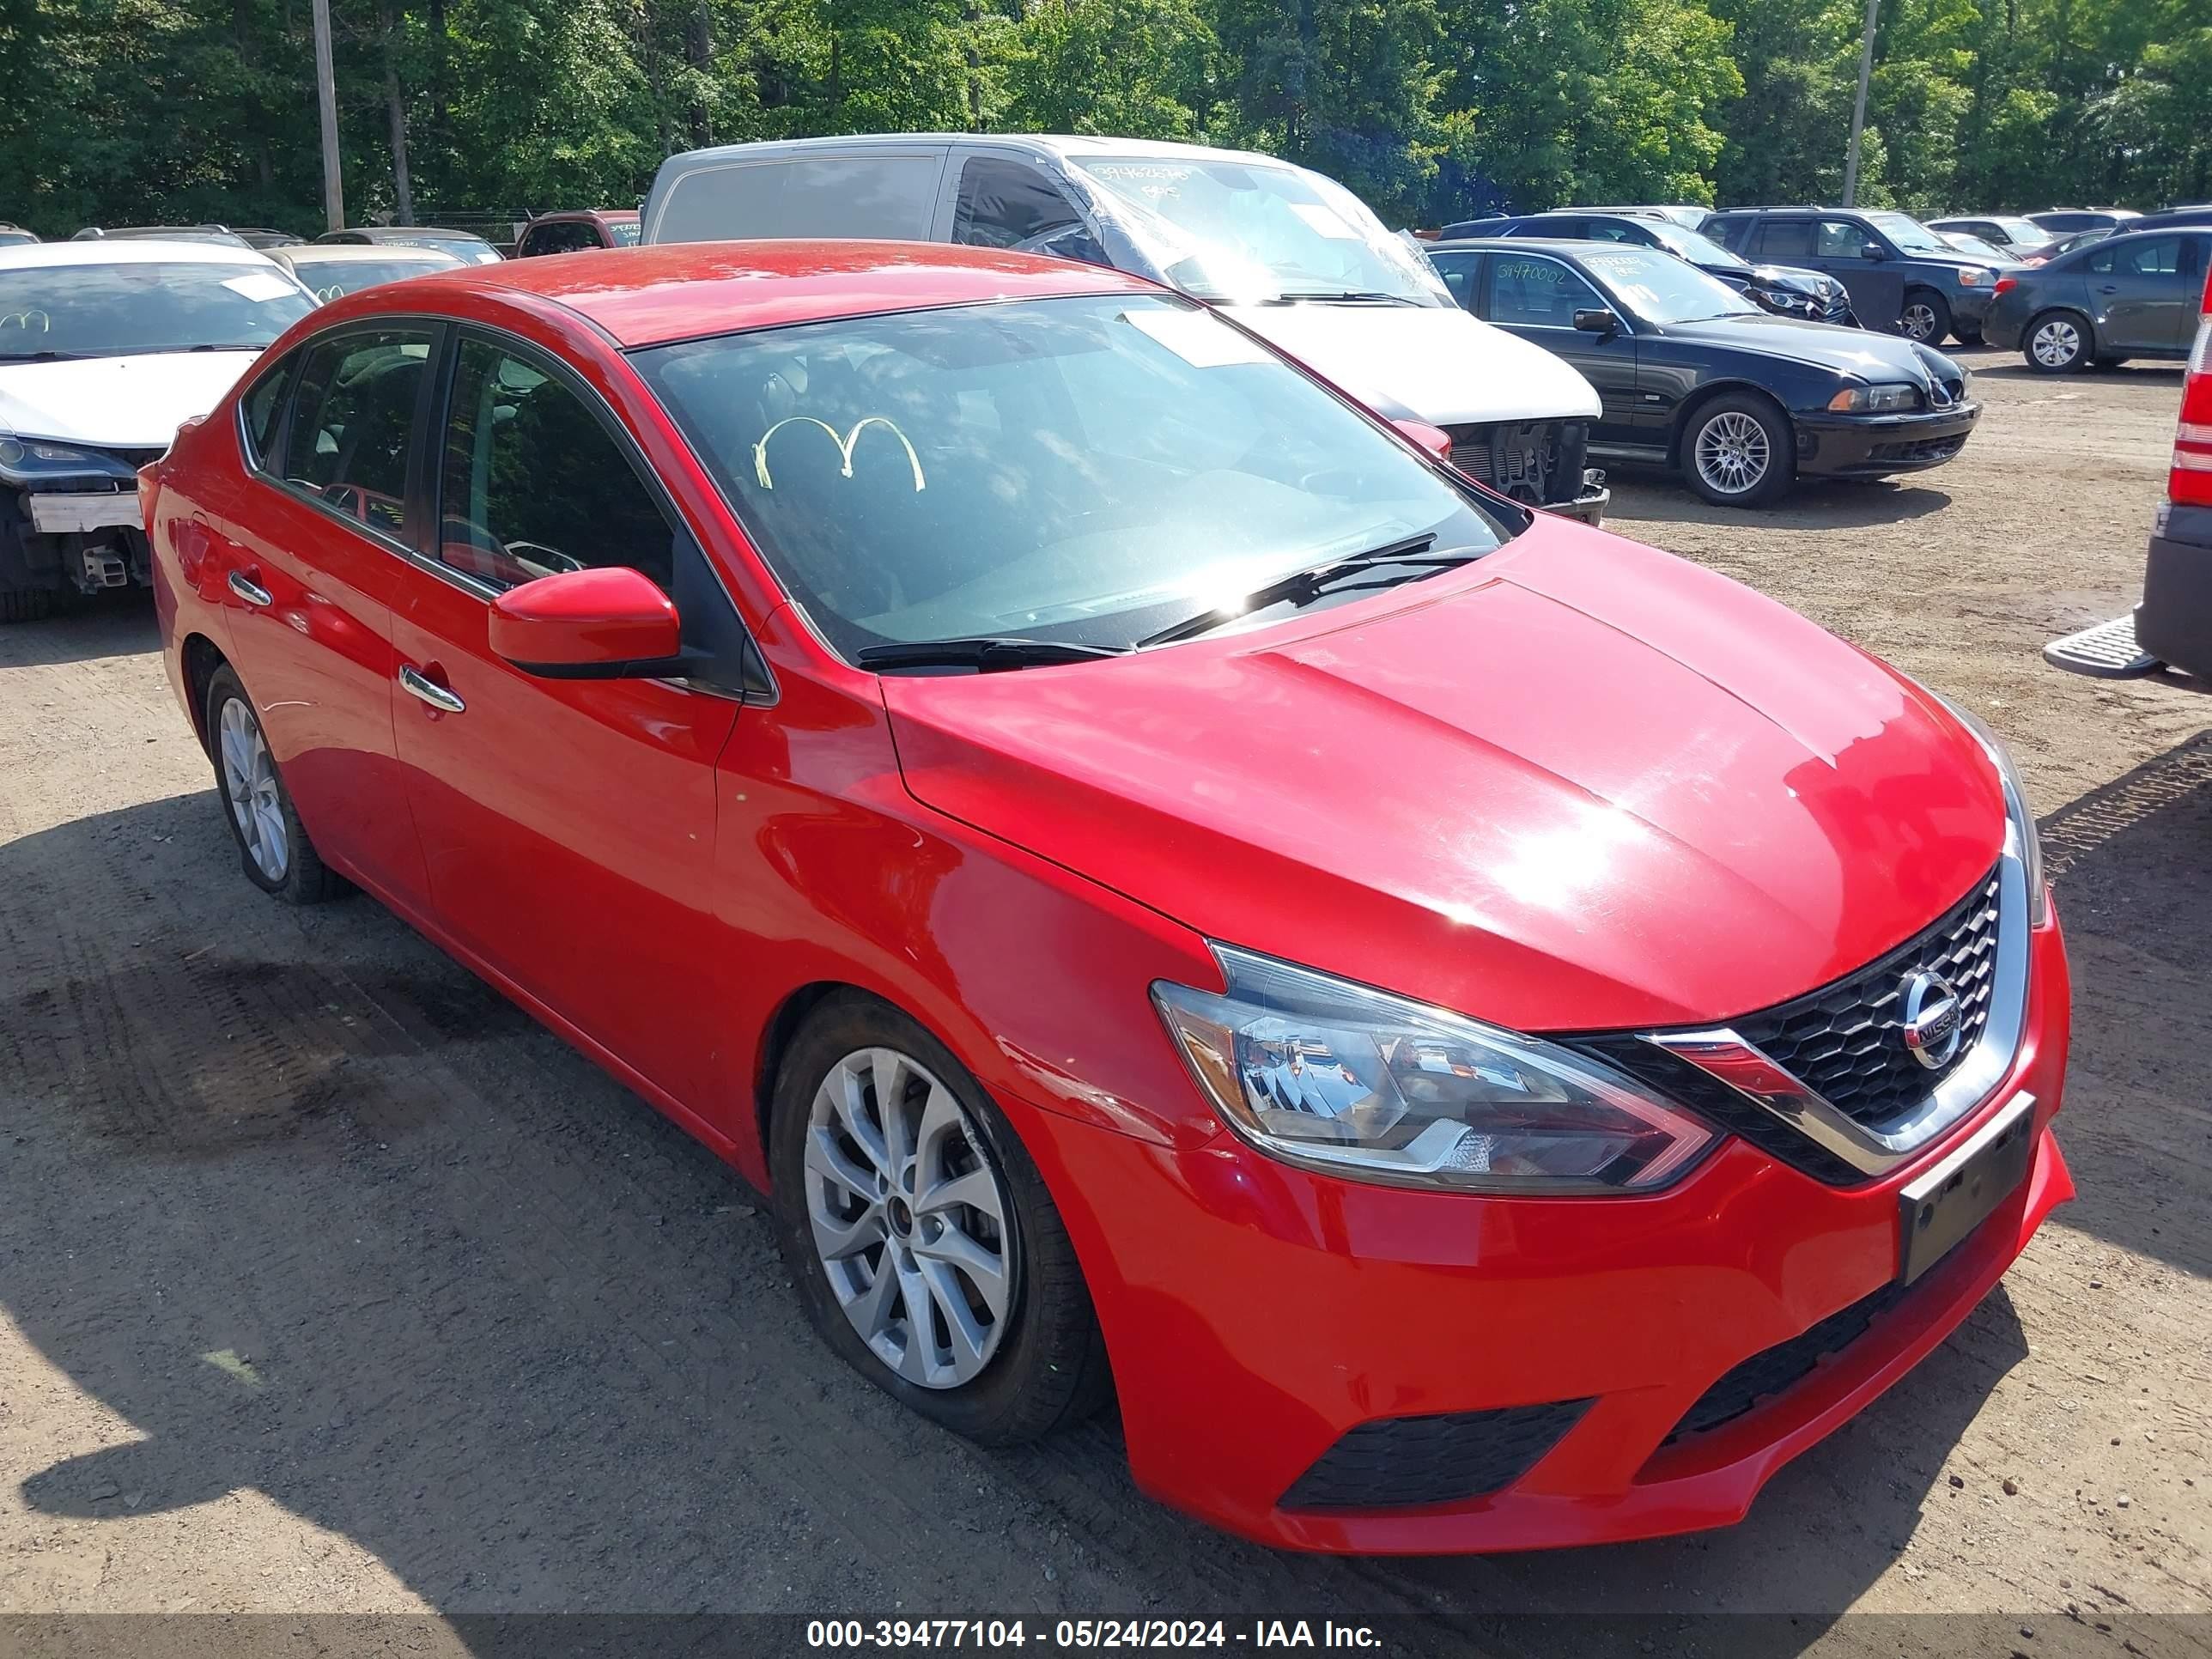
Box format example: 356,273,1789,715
0,436,140,485
1827,383,1922,413
1934,696,2051,927
1152,946,1717,1194
1956,266,1994,288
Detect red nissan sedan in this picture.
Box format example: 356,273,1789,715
145,243,2072,1553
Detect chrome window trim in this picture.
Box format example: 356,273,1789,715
1642,828,2030,1179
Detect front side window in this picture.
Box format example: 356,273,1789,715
952,158,1087,252
1068,155,1450,307
0,260,313,360
1816,219,1875,259
1486,256,1605,326
434,337,675,592
634,294,1510,659
278,328,434,535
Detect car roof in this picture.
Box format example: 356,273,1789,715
661,132,1317,171
316,240,1158,349
272,243,465,265
0,238,280,271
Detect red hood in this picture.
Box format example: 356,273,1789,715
882,520,2006,1031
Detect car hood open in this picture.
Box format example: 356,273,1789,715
1224,301,1603,426
883,520,2005,1033
0,349,264,450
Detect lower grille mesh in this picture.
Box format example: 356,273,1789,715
1280,1398,1592,1510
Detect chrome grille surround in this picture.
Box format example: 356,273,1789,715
1638,827,2031,1180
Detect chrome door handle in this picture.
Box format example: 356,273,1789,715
228,570,272,607
398,665,465,714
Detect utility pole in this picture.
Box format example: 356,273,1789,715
312,0,345,232
1843,0,1880,206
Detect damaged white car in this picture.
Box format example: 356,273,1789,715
0,239,315,620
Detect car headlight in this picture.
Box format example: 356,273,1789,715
1956,266,1994,288
0,435,141,486
1826,383,1922,413
1932,696,2051,927
1152,946,1717,1194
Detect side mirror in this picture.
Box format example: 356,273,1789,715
1860,242,1888,262
1389,416,1456,464
1572,307,1620,335
488,565,682,678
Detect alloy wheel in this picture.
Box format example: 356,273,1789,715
218,696,289,882
1900,301,1941,343
2031,318,2081,368
803,1045,1016,1389
1693,410,1771,497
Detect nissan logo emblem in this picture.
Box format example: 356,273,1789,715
1899,970,1964,1070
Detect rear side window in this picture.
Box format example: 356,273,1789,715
2087,236,2182,276
434,337,675,592
240,351,296,467
279,329,434,537
952,157,1085,252
655,154,944,244
1752,219,1816,261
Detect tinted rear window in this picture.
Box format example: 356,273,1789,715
654,154,944,244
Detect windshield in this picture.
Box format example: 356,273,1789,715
1575,246,1758,324
1864,211,1952,256
1991,217,2049,245
288,255,457,299
1643,221,1749,270
0,261,313,357
609,221,641,246
1069,156,1451,307
1941,234,2014,264
635,294,1508,661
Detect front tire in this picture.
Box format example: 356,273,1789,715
2026,309,2092,374
771,994,1110,1445
0,588,55,624
1681,392,1795,508
1899,289,1953,344
204,664,345,903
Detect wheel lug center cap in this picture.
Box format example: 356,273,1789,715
887,1195,914,1237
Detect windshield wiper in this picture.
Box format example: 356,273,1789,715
854,636,1131,673
1260,290,1421,307
0,349,90,362
1137,535,1479,647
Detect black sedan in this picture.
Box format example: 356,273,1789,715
1983,227,2210,372
1426,239,1978,507
1438,210,1857,325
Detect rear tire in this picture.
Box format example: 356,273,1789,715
1680,392,1796,508
0,588,55,624
771,994,1112,1446
2025,309,2092,374
1899,289,1954,345
203,664,346,904
1952,323,1984,345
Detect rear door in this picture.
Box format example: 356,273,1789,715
386,326,745,1105
213,325,437,905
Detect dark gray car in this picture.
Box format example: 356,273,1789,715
1704,208,2004,345
1983,228,2209,372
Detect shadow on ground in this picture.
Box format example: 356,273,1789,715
0,592,158,669
1608,477,1952,531
0,789,2079,1651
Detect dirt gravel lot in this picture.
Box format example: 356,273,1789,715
1,345,2209,1657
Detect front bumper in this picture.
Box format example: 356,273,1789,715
1540,475,1610,526
1796,402,1980,478
1024,915,2069,1553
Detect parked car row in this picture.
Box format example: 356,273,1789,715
136,235,2072,1557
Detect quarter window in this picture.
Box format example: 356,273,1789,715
279,329,434,537
434,337,675,592
1486,257,1604,326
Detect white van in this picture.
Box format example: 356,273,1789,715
641,135,1609,521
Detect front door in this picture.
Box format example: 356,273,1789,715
388,330,744,1108
2087,235,2200,353
1476,250,1643,445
